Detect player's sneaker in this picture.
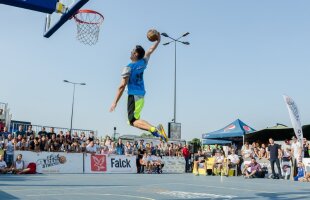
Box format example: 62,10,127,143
156,124,168,142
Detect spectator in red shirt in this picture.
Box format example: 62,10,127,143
182,145,190,173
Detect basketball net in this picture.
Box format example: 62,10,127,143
73,10,104,45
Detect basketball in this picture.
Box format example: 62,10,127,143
147,29,159,42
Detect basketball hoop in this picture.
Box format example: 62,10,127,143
73,9,104,45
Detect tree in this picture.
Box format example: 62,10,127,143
140,132,155,138
189,138,201,153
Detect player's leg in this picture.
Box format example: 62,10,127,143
128,95,167,141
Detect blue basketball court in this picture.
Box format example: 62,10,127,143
0,174,309,200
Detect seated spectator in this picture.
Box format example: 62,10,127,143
299,172,310,182
86,141,97,153
253,147,260,159
107,142,116,155
12,154,35,174
124,141,133,156
72,132,79,141
100,145,109,154
33,137,40,152
294,162,305,181
60,141,71,152
0,154,10,174
39,136,47,151
243,157,264,178
71,139,81,152
259,143,267,159
80,132,87,144
242,143,253,159
140,152,148,173
212,152,224,175
226,149,240,175
116,138,124,155
193,150,207,176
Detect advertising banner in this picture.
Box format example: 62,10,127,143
162,156,185,173
84,154,136,173
14,151,83,173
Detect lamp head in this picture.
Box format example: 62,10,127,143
161,33,169,37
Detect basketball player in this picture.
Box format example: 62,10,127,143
109,31,168,142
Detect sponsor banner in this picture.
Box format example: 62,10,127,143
283,95,304,146
162,156,185,173
14,151,83,173
303,158,310,172
242,158,291,176
84,154,136,173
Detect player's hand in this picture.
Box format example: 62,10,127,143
109,103,117,112
156,32,161,42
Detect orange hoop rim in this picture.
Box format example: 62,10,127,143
73,9,104,25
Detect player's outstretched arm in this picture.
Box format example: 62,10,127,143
109,77,129,112
145,32,161,58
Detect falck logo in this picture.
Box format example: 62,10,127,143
224,124,235,132
91,155,107,172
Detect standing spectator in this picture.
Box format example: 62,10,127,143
65,131,71,141
26,125,35,138
302,138,309,158
116,138,125,155
291,136,302,176
204,145,212,157
88,131,95,141
0,126,11,139
4,135,14,167
38,127,47,137
15,125,25,138
267,138,283,179
182,144,190,173
47,127,56,140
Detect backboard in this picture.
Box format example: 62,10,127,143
44,0,89,38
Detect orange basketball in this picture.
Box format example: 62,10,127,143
147,29,159,42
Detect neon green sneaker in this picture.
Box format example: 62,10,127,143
157,124,168,142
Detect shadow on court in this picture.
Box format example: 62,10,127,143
0,190,19,200
255,191,310,199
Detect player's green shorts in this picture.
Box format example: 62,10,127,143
128,95,144,125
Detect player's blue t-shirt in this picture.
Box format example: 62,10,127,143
122,57,149,96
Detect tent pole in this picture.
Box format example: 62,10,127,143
243,135,245,146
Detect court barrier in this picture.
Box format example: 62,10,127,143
162,156,185,173
14,151,184,174
303,158,310,172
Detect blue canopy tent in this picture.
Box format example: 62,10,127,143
202,139,231,145
202,119,256,144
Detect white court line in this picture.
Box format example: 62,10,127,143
26,193,155,200
158,191,237,199
171,183,277,194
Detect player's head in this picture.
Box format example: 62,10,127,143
131,45,145,61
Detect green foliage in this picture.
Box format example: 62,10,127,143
140,132,155,138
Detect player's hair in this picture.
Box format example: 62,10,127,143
135,45,145,60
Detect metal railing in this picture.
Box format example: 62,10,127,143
10,122,96,137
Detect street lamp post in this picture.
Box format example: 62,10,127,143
63,80,86,134
161,32,190,123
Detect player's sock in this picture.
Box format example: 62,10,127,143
150,127,161,138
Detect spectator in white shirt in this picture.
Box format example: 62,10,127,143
86,141,97,153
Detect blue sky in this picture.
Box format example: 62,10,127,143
1,0,310,140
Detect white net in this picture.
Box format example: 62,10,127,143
73,10,104,45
